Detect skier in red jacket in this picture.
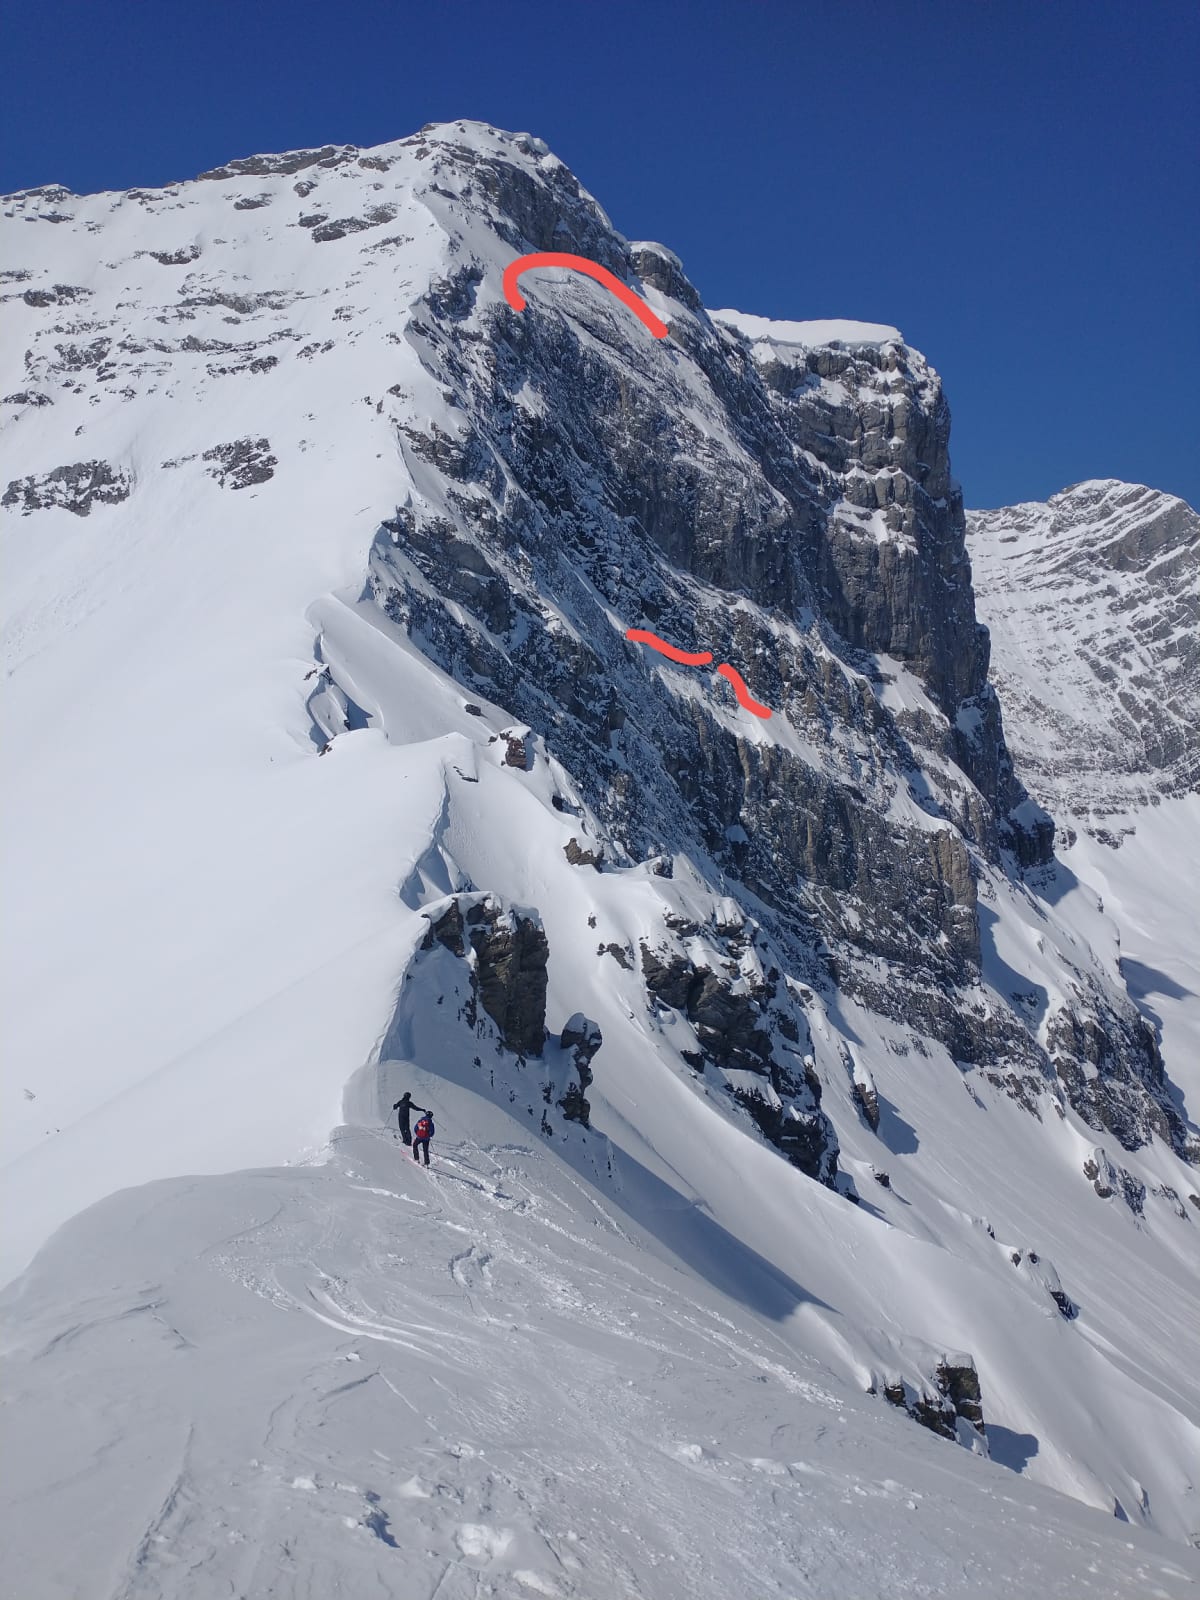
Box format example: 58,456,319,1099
411,1109,435,1166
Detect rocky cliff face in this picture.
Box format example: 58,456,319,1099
366,136,1048,1072
352,128,1183,1158
968,480,1199,840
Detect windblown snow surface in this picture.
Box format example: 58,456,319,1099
2,123,1199,1597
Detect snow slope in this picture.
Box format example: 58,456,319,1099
1054,794,1200,1122
4,1096,1198,1599
2,124,1199,1591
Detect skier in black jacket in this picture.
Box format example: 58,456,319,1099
392,1092,417,1146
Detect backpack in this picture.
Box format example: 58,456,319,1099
414,1115,432,1141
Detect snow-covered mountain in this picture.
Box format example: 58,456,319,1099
2,122,1198,1594
969,479,1198,837
969,474,1200,1208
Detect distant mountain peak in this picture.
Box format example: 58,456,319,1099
969,478,1198,832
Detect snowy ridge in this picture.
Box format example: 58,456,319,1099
2,123,1200,1591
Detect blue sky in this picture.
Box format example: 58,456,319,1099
5,0,1196,509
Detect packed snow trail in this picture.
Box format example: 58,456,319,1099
2,1104,1198,1600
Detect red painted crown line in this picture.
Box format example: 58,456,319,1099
625,629,773,719
503,252,669,340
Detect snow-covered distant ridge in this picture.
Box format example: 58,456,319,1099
712,307,904,348
969,478,1199,837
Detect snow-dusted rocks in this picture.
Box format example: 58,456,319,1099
558,1012,601,1124
2,457,131,515
559,1011,601,1058
201,435,277,489
421,895,549,1058
638,927,839,1184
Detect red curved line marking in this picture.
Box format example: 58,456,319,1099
717,662,773,719
504,251,669,340
626,628,774,717
625,628,713,666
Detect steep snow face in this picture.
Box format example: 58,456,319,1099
1056,793,1200,1123
2,120,1200,1578
968,480,1199,836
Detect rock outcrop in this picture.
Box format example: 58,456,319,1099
639,934,838,1185
422,895,548,1057
202,436,277,490
878,1355,987,1447
558,1012,601,1125
2,459,131,516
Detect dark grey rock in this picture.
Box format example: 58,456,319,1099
1118,1169,1146,1215
2,459,131,517
853,1080,881,1132
935,1359,986,1433
1050,1288,1078,1320
1048,1005,1189,1160
640,947,700,1013
1083,1149,1116,1199
639,940,838,1183
1151,1184,1188,1220
202,437,277,490
879,1357,986,1444
147,245,201,266
560,1012,602,1062
311,206,397,243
